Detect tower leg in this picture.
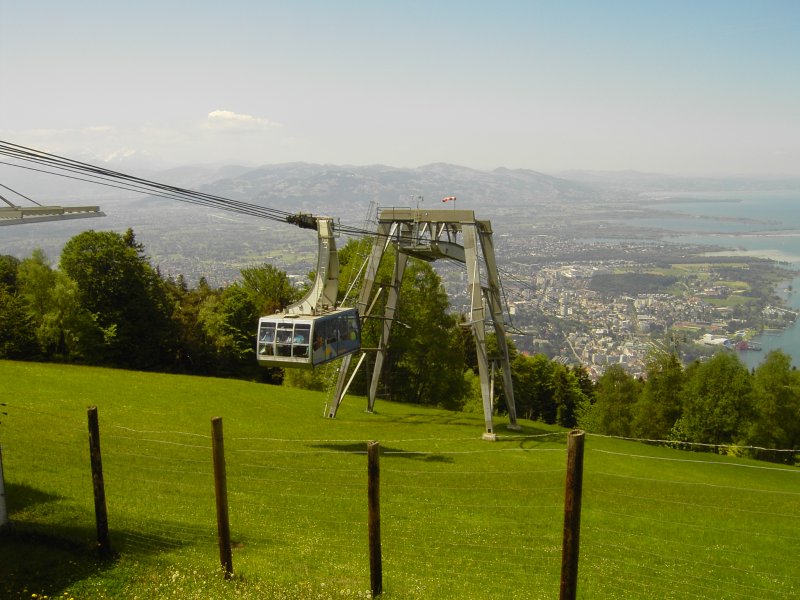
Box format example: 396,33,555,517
485,290,521,430
479,224,521,430
328,353,353,418
368,250,407,411
463,223,495,437
479,227,520,430
329,222,391,418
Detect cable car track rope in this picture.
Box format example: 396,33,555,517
1,139,535,332
0,140,377,238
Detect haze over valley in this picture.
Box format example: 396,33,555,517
3,160,799,377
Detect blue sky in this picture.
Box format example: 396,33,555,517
1,0,798,175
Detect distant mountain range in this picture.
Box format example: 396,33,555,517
3,155,799,214
192,162,602,214
3,156,800,288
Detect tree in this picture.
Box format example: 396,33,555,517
336,238,373,303
59,229,175,369
512,353,555,422
386,260,468,407
747,350,800,464
162,275,218,374
240,263,300,315
16,249,56,320
677,352,753,447
337,243,468,407
0,253,38,358
37,271,102,361
571,365,595,405
0,255,20,288
11,248,103,362
553,363,586,428
632,351,684,440
0,284,38,359
460,368,485,414
198,283,260,376
587,364,642,436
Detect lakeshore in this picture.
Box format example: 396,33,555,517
658,190,800,369
739,273,800,369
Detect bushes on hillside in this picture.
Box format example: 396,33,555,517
2,233,799,464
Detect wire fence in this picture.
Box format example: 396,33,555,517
579,440,800,600
1,400,798,599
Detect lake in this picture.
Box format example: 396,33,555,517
647,190,800,368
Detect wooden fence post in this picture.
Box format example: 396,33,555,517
87,406,111,556
0,445,8,530
1,403,7,531
367,440,382,597
211,417,233,579
560,429,585,600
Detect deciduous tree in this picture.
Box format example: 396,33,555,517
240,263,300,315
553,363,586,428
0,255,20,288
586,364,641,437
59,229,174,368
678,353,753,447
387,260,468,407
198,283,259,376
747,350,800,463
633,351,684,440
0,284,37,359
511,353,555,421
16,249,56,320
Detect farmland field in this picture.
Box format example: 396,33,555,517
0,360,798,599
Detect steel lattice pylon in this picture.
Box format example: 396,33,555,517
328,208,520,437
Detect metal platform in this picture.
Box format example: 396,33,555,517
0,205,105,225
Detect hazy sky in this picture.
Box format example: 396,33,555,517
1,0,798,175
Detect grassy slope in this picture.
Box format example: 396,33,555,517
0,360,798,599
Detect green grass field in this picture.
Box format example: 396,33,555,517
1,360,798,599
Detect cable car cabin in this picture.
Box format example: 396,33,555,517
257,308,361,369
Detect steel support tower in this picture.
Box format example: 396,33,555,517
329,208,520,437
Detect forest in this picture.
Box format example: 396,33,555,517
1,228,798,464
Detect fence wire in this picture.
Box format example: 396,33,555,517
2,404,797,599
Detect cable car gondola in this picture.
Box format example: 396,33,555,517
257,307,360,369
256,216,361,369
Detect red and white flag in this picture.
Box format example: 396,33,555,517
442,196,457,203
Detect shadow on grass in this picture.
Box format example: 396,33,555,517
4,482,63,512
368,410,569,440
493,422,570,449
311,442,455,463
364,411,568,448
0,523,116,599
372,411,490,427
1,482,215,598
